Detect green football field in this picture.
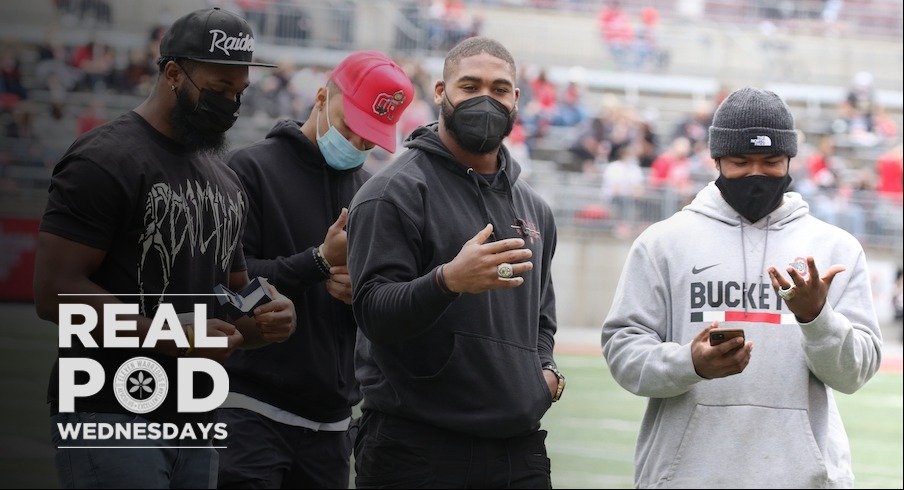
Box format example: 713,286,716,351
1,304,901,488
543,354,904,489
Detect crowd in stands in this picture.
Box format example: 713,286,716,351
543,72,902,240
596,1,667,72
2,0,901,248
52,0,113,27
0,19,166,180
463,0,902,38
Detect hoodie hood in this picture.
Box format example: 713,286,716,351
266,118,310,145
404,122,523,185
265,119,360,175
403,123,526,242
684,181,809,229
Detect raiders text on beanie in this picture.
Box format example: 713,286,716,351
709,87,797,159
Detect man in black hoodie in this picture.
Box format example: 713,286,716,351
347,37,564,489
217,52,414,488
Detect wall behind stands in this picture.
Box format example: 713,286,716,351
3,0,900,91
468,3,902,91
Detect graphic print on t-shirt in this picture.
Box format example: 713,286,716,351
137,180,246,315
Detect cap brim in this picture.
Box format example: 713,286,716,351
341,98,398,153
184,56,278,68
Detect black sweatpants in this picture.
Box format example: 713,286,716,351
354,410,552,489
216,408,352,489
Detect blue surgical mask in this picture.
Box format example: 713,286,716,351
316,89,371,171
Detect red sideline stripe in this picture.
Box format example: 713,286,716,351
882,355,903,373
725,311,782,323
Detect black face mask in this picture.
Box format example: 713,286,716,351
715,173,792,223
178,67,241,134
442,92,515,154
170,87,228,155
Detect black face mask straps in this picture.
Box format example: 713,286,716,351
174,63,240,134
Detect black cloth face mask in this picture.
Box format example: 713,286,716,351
178,67,240,134
715,173,793,223
443,92,515,154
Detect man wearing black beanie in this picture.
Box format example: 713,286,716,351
602,87,882,488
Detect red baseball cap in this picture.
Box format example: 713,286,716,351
330,51,414,153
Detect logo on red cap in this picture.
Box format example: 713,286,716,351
372,90,406,121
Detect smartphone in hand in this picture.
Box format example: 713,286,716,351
709,328,745,346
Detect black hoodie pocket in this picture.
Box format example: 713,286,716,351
401,331,552,439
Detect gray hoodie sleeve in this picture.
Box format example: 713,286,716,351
798,248,882,394
601,239,704,398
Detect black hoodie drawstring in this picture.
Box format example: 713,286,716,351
500,168,520,226
466,167,497,241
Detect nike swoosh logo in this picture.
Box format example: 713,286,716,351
692,264,720,274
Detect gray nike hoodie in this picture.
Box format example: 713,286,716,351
601,182,882,488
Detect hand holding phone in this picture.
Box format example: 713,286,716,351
709,328,745,346
693,325,752,379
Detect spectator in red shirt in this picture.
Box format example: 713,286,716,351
526,69,557,137
598,0,635,70
530,69,557,112
636,6,667,72
76,99,106,135
807,134,838,189
876,143,903,199
649,136,691,192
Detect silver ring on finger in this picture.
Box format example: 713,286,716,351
778,285,796,301
497,262,514,279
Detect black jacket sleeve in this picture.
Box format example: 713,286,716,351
348,198,458,345
537,221,558,368
228,152,327,297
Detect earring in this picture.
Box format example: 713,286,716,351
171,85,176,92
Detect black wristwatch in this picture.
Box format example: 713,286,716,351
542,363,566,402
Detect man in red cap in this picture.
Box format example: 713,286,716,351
217,51,414,488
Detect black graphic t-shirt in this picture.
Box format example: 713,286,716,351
41,111,247,423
